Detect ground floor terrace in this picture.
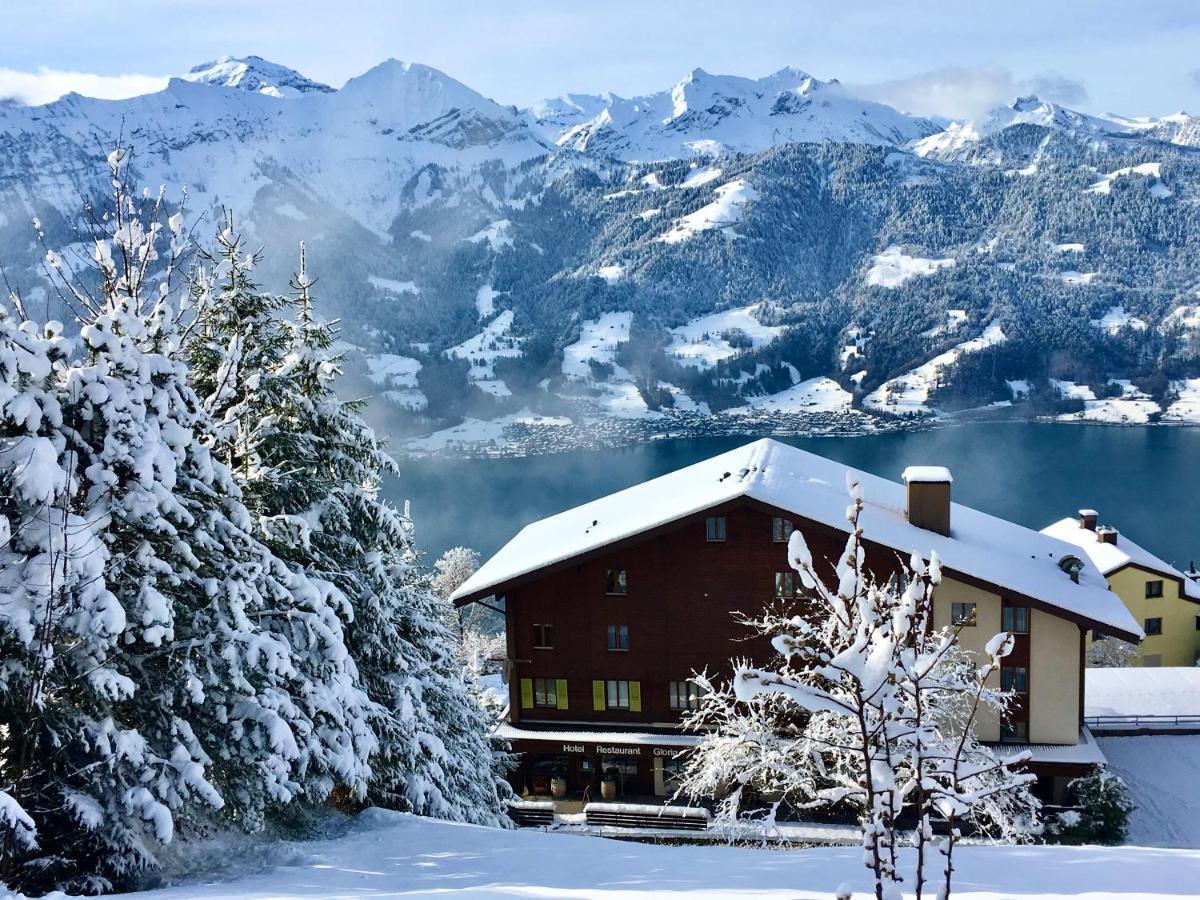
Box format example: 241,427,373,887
500,721,1109,809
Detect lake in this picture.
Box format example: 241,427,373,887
387,423,1200,573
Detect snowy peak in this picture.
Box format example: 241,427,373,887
915,94,1200,158
336,59,546,151
183,55,333,98
553,66,938,161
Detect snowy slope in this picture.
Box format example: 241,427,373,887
557,67,939,160
182,56,334,98
1100,735,1200,849
70,808,1200,899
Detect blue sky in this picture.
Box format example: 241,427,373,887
4,0,1200,118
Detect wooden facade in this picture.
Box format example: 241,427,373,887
466,495,1103,801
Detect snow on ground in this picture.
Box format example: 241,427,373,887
368,275,420,295
1100,735,1200,849
638,207,662,220
658,381,710,413
1006,379,1030,399
474,379,512,398
1056,379,1160,424
596,264,624,283
863,322,1006,415
1054,242,1085,252
562,312,633,380
475,284,503,319
1060,270,1099,285
273,202,306,221
657,178,758,244
447,310,523,379
921,309,968,338
409,229,432,242
405,410,571,453
83,808,1200,900
1164,378,1200,423
1087,162,1172,197
1092,305,1147,334
667,303,783,369
364,354,427,411
680,165,722,188
865,246,955,288
466,219,515,250
726,377,852,415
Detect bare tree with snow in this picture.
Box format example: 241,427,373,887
680,472,1038,900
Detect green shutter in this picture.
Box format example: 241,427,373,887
592,680,606,711
520,678,533,709
555,678,569,710
629,681,642,713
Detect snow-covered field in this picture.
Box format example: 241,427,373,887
657,178,758,244
727,377,852,414
563,312,633,379
865,246,955,288
863,322,1006,414
1055,380,1160,424
447,310,523,380
1100,735,1200,849
77,810,1200,900
667,304,782,368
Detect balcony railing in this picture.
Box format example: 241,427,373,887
1085,713,1200,731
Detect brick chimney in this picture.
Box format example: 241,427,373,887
1096,525,1118,545
1079,509,1098,531
902,466,952,536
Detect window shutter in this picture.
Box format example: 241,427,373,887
520,678,533,709
629,681,642,713
592,680,606,711
555,678,569,710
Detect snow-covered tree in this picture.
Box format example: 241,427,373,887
185,235,508,827
1088,636,1137,668
0,150,375,893
680,472,1038,900
431,546,481,602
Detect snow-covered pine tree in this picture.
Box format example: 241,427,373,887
1,149,375,893
679,471,1037,900
186,236,508,826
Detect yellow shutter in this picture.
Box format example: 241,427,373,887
592,680,606,711
555,678,569,710
629,681,642,713
520,678,533,709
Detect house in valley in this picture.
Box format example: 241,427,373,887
452,439,1141,805
1042,511,1200,667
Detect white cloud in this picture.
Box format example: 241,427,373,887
0,67,168,106
848,66,1088,121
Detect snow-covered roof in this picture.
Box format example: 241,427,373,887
1085,667,1200,720
1041,517,1200,602
454,439,1141,639
989,727,1108,766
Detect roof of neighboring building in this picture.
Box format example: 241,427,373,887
1085,667,1200,720
453,438,1141,640
496,723,700,747
1041,517,1200,602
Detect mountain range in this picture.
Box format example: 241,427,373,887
1,54,1198,444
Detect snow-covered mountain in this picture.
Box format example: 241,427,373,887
2,55,1199,439
183,54,334,97
915,95,1200,159
546,67,939,160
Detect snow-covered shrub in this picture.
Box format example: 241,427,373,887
1054,767,1135,845
679,472,1039,900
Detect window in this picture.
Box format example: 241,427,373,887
1000,720,1028,742
592,679,641,712
533,623,554,649
1002,606,1029,634
772,517,794,543
1144,617,1163,636
1195,614,1200,632
1146,580,1164,599
606,680,631,709
528,677,567,709
607,624,630,651
775,571,796,598
951,602,977,627
706,516,727,542
1001,666,1028,693
605,569,627,595
669,679,707,710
